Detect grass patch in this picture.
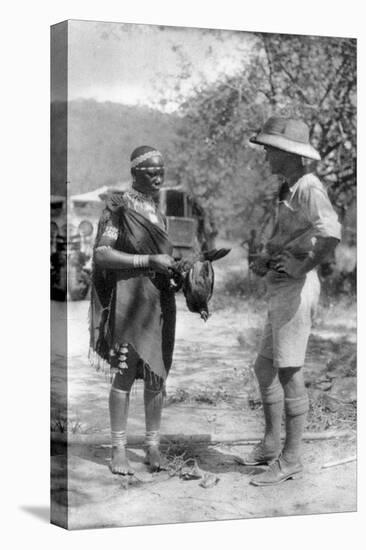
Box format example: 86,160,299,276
307,391,357,432
165,387,231,406
162,441,201,478
51,414,82,433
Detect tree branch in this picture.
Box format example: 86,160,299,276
261,35,277,106
321,140,343,158
277,62,314,106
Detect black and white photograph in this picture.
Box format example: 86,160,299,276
49,18,357,530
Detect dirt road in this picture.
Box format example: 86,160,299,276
51,278,356,530
51,245,356,529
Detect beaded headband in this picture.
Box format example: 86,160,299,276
130,150,163,169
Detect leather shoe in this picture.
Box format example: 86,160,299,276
250,456,303,486
235,442,279,466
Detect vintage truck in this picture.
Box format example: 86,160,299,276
158,186,201,259
50,185,208,300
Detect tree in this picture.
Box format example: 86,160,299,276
256,33,356,219
160,33,356,239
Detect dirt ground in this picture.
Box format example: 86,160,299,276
51,246,357,529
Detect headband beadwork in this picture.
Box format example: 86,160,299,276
131,150,163,169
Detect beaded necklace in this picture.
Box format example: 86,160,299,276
125,188,161,226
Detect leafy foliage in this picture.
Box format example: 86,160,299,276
256,34,356,218
162,34,356,240
51,34,356,248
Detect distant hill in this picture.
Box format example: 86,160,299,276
51,99,179,196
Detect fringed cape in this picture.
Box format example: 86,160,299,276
89,194,176,386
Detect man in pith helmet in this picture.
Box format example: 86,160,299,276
243,117,341,485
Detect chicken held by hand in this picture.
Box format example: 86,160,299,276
174,248,231,321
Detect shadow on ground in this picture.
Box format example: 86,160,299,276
20,506,50,523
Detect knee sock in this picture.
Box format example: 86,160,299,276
282,394,309,463
144,388,164,447
260,382,284,454
109,387,130,448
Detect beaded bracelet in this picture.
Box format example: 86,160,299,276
133,254,150,269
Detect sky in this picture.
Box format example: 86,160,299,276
65,20,255,111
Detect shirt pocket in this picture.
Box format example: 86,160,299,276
278,201,310,239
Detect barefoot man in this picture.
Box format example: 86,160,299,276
90,146,177,475
244,117,341,485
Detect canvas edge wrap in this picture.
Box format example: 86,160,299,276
50,20,69,530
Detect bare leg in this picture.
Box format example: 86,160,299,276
144,387,164,471
109,386,134,475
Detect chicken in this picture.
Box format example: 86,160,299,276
183,259,214,321
172,248,230,321
174,248,231,274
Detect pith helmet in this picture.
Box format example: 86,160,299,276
250,117,321,161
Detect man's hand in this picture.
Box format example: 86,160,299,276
273,250,305,279
250,254,270,277
149,254,177,275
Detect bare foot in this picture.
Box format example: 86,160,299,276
144,445,164,472
110,446,134,475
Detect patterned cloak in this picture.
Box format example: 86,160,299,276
89,192,176,385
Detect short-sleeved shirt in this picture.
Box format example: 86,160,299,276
258,173,341,367
266,173,341,261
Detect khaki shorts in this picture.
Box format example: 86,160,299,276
258,270,320,368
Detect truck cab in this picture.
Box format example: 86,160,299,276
158,186,199,259
50,185,206,300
